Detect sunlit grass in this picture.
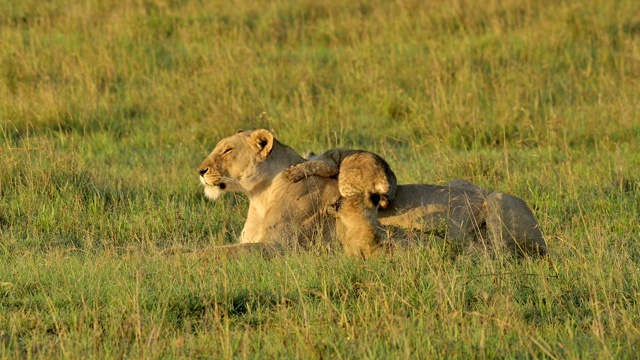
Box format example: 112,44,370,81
1,0,640,358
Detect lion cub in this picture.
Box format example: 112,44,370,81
332,193,387,258
283,148,397,209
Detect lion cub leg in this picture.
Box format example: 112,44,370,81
334,194,387,258
282,160,339,182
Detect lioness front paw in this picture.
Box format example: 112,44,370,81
282,165,308,182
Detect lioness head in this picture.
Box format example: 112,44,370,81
198,129,276,200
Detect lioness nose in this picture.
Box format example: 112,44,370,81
198,168,208,176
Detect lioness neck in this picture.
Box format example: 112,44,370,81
270,141,306,169
245,141,305,199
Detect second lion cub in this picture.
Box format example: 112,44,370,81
283,148,398,209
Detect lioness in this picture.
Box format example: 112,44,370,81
197,129,340,255
197,129,547,258
283,149,398,209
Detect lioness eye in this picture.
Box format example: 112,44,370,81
222,148,233,155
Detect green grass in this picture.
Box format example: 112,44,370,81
1,0,640,358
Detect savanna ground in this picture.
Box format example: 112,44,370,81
1,0,640,358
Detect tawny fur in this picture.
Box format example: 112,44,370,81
192,129,547,259
333,194,387,258
282,148,398,209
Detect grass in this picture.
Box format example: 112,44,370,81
1,0,640,358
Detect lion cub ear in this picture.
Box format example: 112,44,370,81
250,129,274,158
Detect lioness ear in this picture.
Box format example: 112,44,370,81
250,129,274,158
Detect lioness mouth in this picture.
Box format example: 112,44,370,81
218,183,226,190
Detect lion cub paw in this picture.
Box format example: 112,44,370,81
282,164,308,182
378,195,390,210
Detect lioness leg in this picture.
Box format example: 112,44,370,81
483,192,547,257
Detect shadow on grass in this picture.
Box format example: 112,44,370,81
162,289,296,329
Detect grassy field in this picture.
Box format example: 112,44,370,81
1,0,640,358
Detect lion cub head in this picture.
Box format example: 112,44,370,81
198,129,276,200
